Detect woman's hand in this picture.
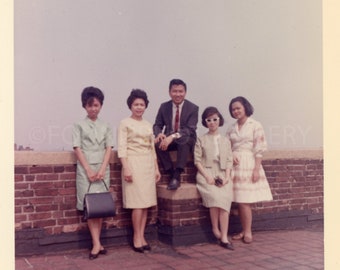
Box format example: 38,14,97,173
96,168,106,181
222,177,230,186
233,154,239,166
86,168,97,182
205,176,215,185
123,167,133,182
252,167,260,183
155,169,161,183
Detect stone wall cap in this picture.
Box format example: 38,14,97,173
14,149,323,166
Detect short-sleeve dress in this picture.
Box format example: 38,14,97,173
194,133,233,212
72,117,113,211
117,117,157,209
226,117,273,203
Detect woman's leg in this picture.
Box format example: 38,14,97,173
209,207,221,239
132,209,144,248
219,209,230,243
88,218,103,254
238,203,253,240
140,209,148,246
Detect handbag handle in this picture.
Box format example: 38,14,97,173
87,179,110,193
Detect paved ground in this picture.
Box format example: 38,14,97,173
15,228,323,270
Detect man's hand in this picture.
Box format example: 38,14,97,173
159,136,173,151
154,133,166,144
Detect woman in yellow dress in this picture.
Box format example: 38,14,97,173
118,89,161,253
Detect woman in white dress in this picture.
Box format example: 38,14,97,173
194,107,234,250
118,89,161,253
227,96,272,244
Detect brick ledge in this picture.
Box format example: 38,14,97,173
15,149,323,166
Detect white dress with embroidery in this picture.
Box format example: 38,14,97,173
227,118,273,203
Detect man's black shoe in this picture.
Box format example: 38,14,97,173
167,178,180,190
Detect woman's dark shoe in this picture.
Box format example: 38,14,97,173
220,241,234,250
89,252,100,260
142,244,151,251
99,248,107,255
132,246,144,253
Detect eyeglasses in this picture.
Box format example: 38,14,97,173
205,117,219,123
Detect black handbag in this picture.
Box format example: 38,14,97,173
83,180,116,221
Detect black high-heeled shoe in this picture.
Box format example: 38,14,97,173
89,251,100,260
142,244,151,251
132,246,144,253
99,248,107,255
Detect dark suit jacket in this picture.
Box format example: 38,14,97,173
153,99,199,141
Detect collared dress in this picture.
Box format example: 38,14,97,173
194,133,233,212
226,117,273,203
117,117,157,209
72,117,113,211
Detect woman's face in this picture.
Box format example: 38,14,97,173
205,113,220,132
231,101,246,120
85,98,102,120
130,98,146,118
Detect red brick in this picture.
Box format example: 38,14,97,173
64,180,75,188
15,214,28,222
15,190,34,197
15,175,24,181
33,219,56,228
53,166,65,173
29,166,53,174
36,174,59,181
59,173,76,180
29,197,54,205
64,165,76,172
15,166,28,174
36,204,58,212
25,175,35,181
58,188,76,195
15,183,29,189
35,189,58,196
29,212,52,220
23,204,34,212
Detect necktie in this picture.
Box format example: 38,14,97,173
174,105,179,132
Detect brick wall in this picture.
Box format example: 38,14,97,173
14,150,323,255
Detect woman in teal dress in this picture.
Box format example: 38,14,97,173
72,87,113,260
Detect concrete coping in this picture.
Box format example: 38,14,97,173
15,149,323,166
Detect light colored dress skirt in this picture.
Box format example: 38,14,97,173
76,163,110,211
196,161,233,212
232,150,273,203
122,153,157,209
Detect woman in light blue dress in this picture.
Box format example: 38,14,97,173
72,87,113,259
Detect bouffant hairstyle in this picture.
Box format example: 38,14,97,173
201,106,224,128
81,86,104,108
126,89,149,109
229,96,254,118
169,79,187,92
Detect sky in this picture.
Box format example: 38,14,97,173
14,0,322,151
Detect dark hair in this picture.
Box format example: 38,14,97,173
201,106,224,128
127,89,149,109
169,79,187,92
229,96,254,118
81,86,104,108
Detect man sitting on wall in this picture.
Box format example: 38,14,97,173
153,78,199,190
